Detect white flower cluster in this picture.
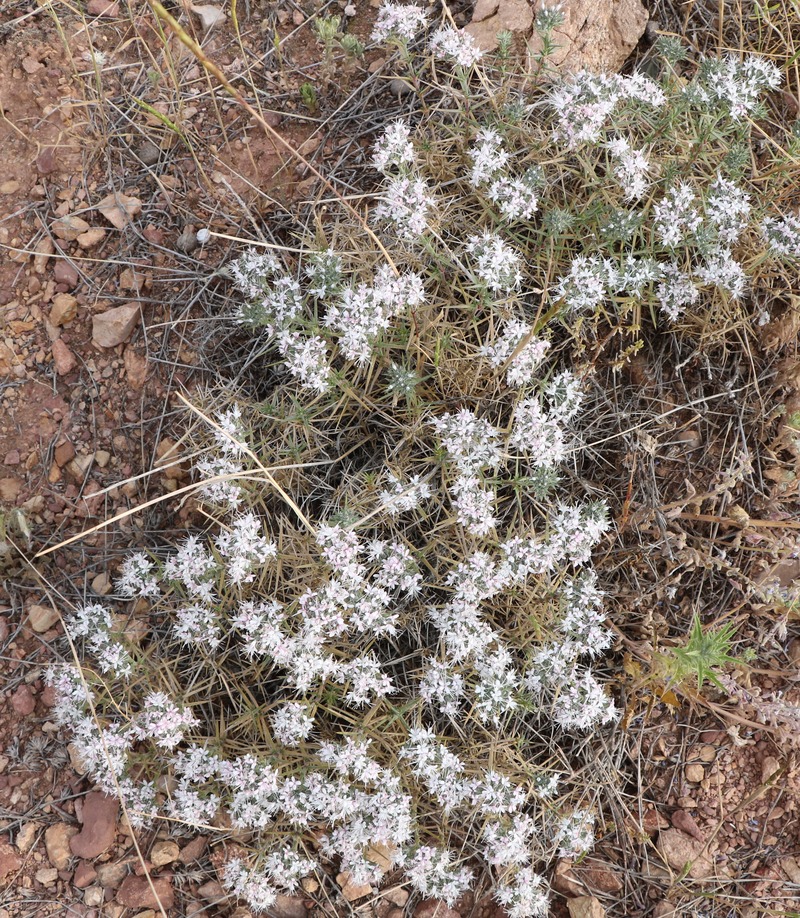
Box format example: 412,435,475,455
549,70,665,148
116,551,159,598
468,128,539,220
372,119,416,174
495,868,550,918
689,53,782,119
656,264,700,321
270,702,314,746
606,136,652,201
554,254,617,313
762,211,800,256
326,263,425,364
466,231,523,293
429,26,483,68
196,405,248,508
373,174,436,240
66,602,133,678
216,512,277,585
379,471,432,515
134,691,199,751
653,183,704,248
481,319,550,388
432,409,502,535
370,2,428,42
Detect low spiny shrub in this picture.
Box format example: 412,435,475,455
49,6,800,915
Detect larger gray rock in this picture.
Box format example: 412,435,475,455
467,0,648,73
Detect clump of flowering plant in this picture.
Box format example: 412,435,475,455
48,10,800,918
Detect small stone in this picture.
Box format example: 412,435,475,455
137,141,161,165
95,860,128,888
366,842,397,872
70,791,119,859
74,860,98,888
413,900,460,918
652,904,678,918
762,756,781,782
28,604,59,633
87,0,119,15
685,764,705,783
191,3,226,29
54,260,80,287
91,572,112,594
383,887,409,907
292,8,304,24
177,835,207,864
37,147,57,174
96,192,142,230
76,227,107,248
698,745,716,763
15,822,38,855
524,0,648,72
45,823,78,870
657,829,715,879
10,685,35,716
83,886,104,907
54,440,76,467
3,450,19,466
176,228,199,253
567,896,605,918
94,450,111,469
150,840,179,867
35,866,59,886
671,809,704,842
337,871,372,902
0,844,22,883
67,744,88,774
52,339,77,376
116,876,174,910
388,78,413,96
66,454,94,481
124,348,148,389
33,236,55,273
50,292,78,326
93,303,141,348
271,895,307,918
52,215,90,242
0,180,20,194
0,477,23,501
781,855,800,884
197,880,228,902
301,878,319,894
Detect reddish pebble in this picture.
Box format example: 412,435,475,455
74,860,97,888
10,684,36,716
70,792,119,859
116,875,174,910
52,339,76,376
54,260,80,287
86,0,119,14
